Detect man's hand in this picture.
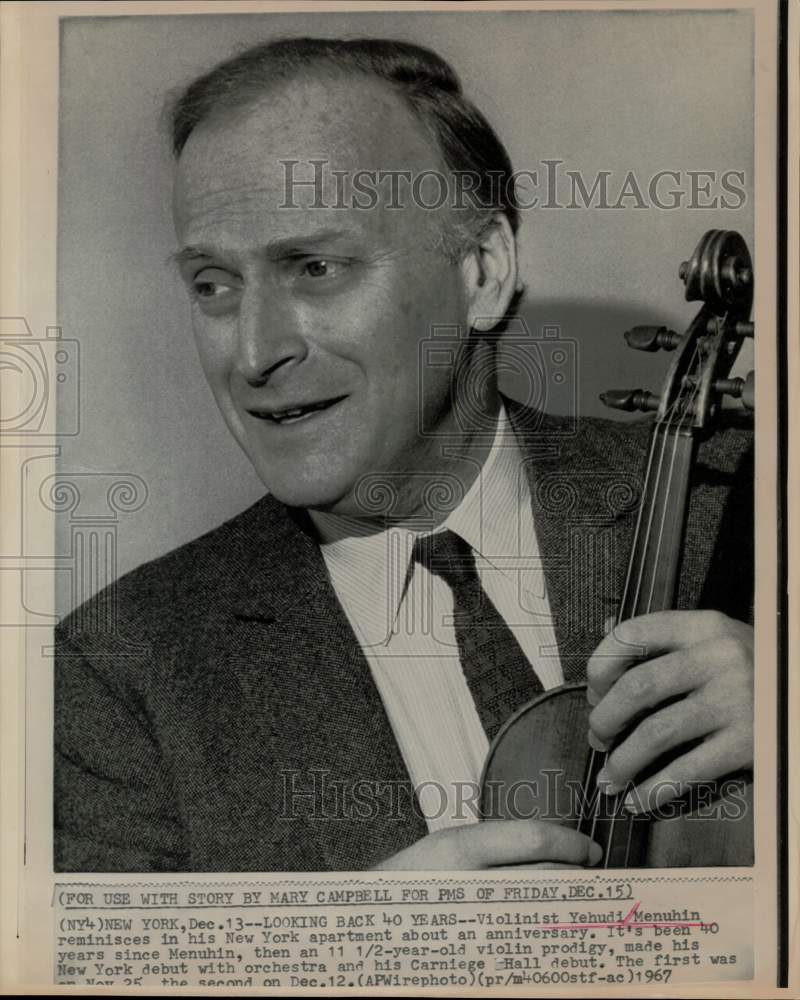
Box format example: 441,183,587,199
372,819,602,870
586,610,753,813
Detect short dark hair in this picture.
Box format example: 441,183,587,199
167,37,520,259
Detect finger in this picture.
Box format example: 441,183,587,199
586,610,732,702
493,863,584,870
373,819,602,870
619,731,753,814
586,617,661,702
588,649,702,748
596,694,712,793
457,819,602,869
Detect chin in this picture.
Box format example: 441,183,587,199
256,466,356,513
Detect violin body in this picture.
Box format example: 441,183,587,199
480,684,754,867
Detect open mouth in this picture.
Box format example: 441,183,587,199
249,395,348,425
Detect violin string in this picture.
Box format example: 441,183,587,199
588,748,601,846
613,343,704,867
645,423,685,614
600,418,678,867
581,333,704,865
616,422,662,622
591,399,680,864
628,393,685,616
644,344,704,614
596,363,698,867
624,806,635,867
579,747,595,837
585,411,664,847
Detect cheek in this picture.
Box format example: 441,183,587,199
191,317,232,386
374,281,450,367
384,277,464,393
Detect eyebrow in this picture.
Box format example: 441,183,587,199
168,247,211,268
168,229,364,269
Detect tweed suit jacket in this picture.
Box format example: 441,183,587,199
54,400,753,872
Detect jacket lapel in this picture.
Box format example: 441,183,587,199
217,501,427,869
506,398,648,683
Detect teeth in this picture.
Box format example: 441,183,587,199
270,400,329,422
252,396,345,424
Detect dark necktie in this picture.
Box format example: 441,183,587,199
412,529,544,742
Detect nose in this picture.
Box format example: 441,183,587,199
234,285,308,386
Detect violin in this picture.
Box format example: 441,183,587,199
480,229,755,867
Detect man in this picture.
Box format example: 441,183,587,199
54,37,754,872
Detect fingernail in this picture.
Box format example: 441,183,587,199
586,687,600,706
597,768,621,796
588,842,603,866
588,731,610,752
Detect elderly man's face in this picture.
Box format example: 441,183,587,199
173,75,475,516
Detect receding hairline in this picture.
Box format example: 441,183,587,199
167,37,462,155
166,37,521,267
173,65,450,177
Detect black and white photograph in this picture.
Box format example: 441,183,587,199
51,5,760,873
1,0,793,994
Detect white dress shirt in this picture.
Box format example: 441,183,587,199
311,406,562,832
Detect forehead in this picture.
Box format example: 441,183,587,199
172,73,445,247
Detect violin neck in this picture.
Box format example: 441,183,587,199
618,423,698,621
582,423,699,868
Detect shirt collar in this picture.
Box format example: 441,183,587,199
310,403,532,645
443,405,529,567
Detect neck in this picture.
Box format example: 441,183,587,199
394,387,503,528
314,380,503,537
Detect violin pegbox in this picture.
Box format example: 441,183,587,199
601,229,754,427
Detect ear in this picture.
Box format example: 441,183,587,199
461,213,519,332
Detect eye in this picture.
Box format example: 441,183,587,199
193,280,226,298
292,257,355,293
302,259,337,278
192,274,235,297
188,267,241,311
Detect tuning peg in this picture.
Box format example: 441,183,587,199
600,389,661,413
706,318,754,338
624,325,682,352
714,370,754,411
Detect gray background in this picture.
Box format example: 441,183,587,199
56,9,753,615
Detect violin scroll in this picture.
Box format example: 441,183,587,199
679,228,753,319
